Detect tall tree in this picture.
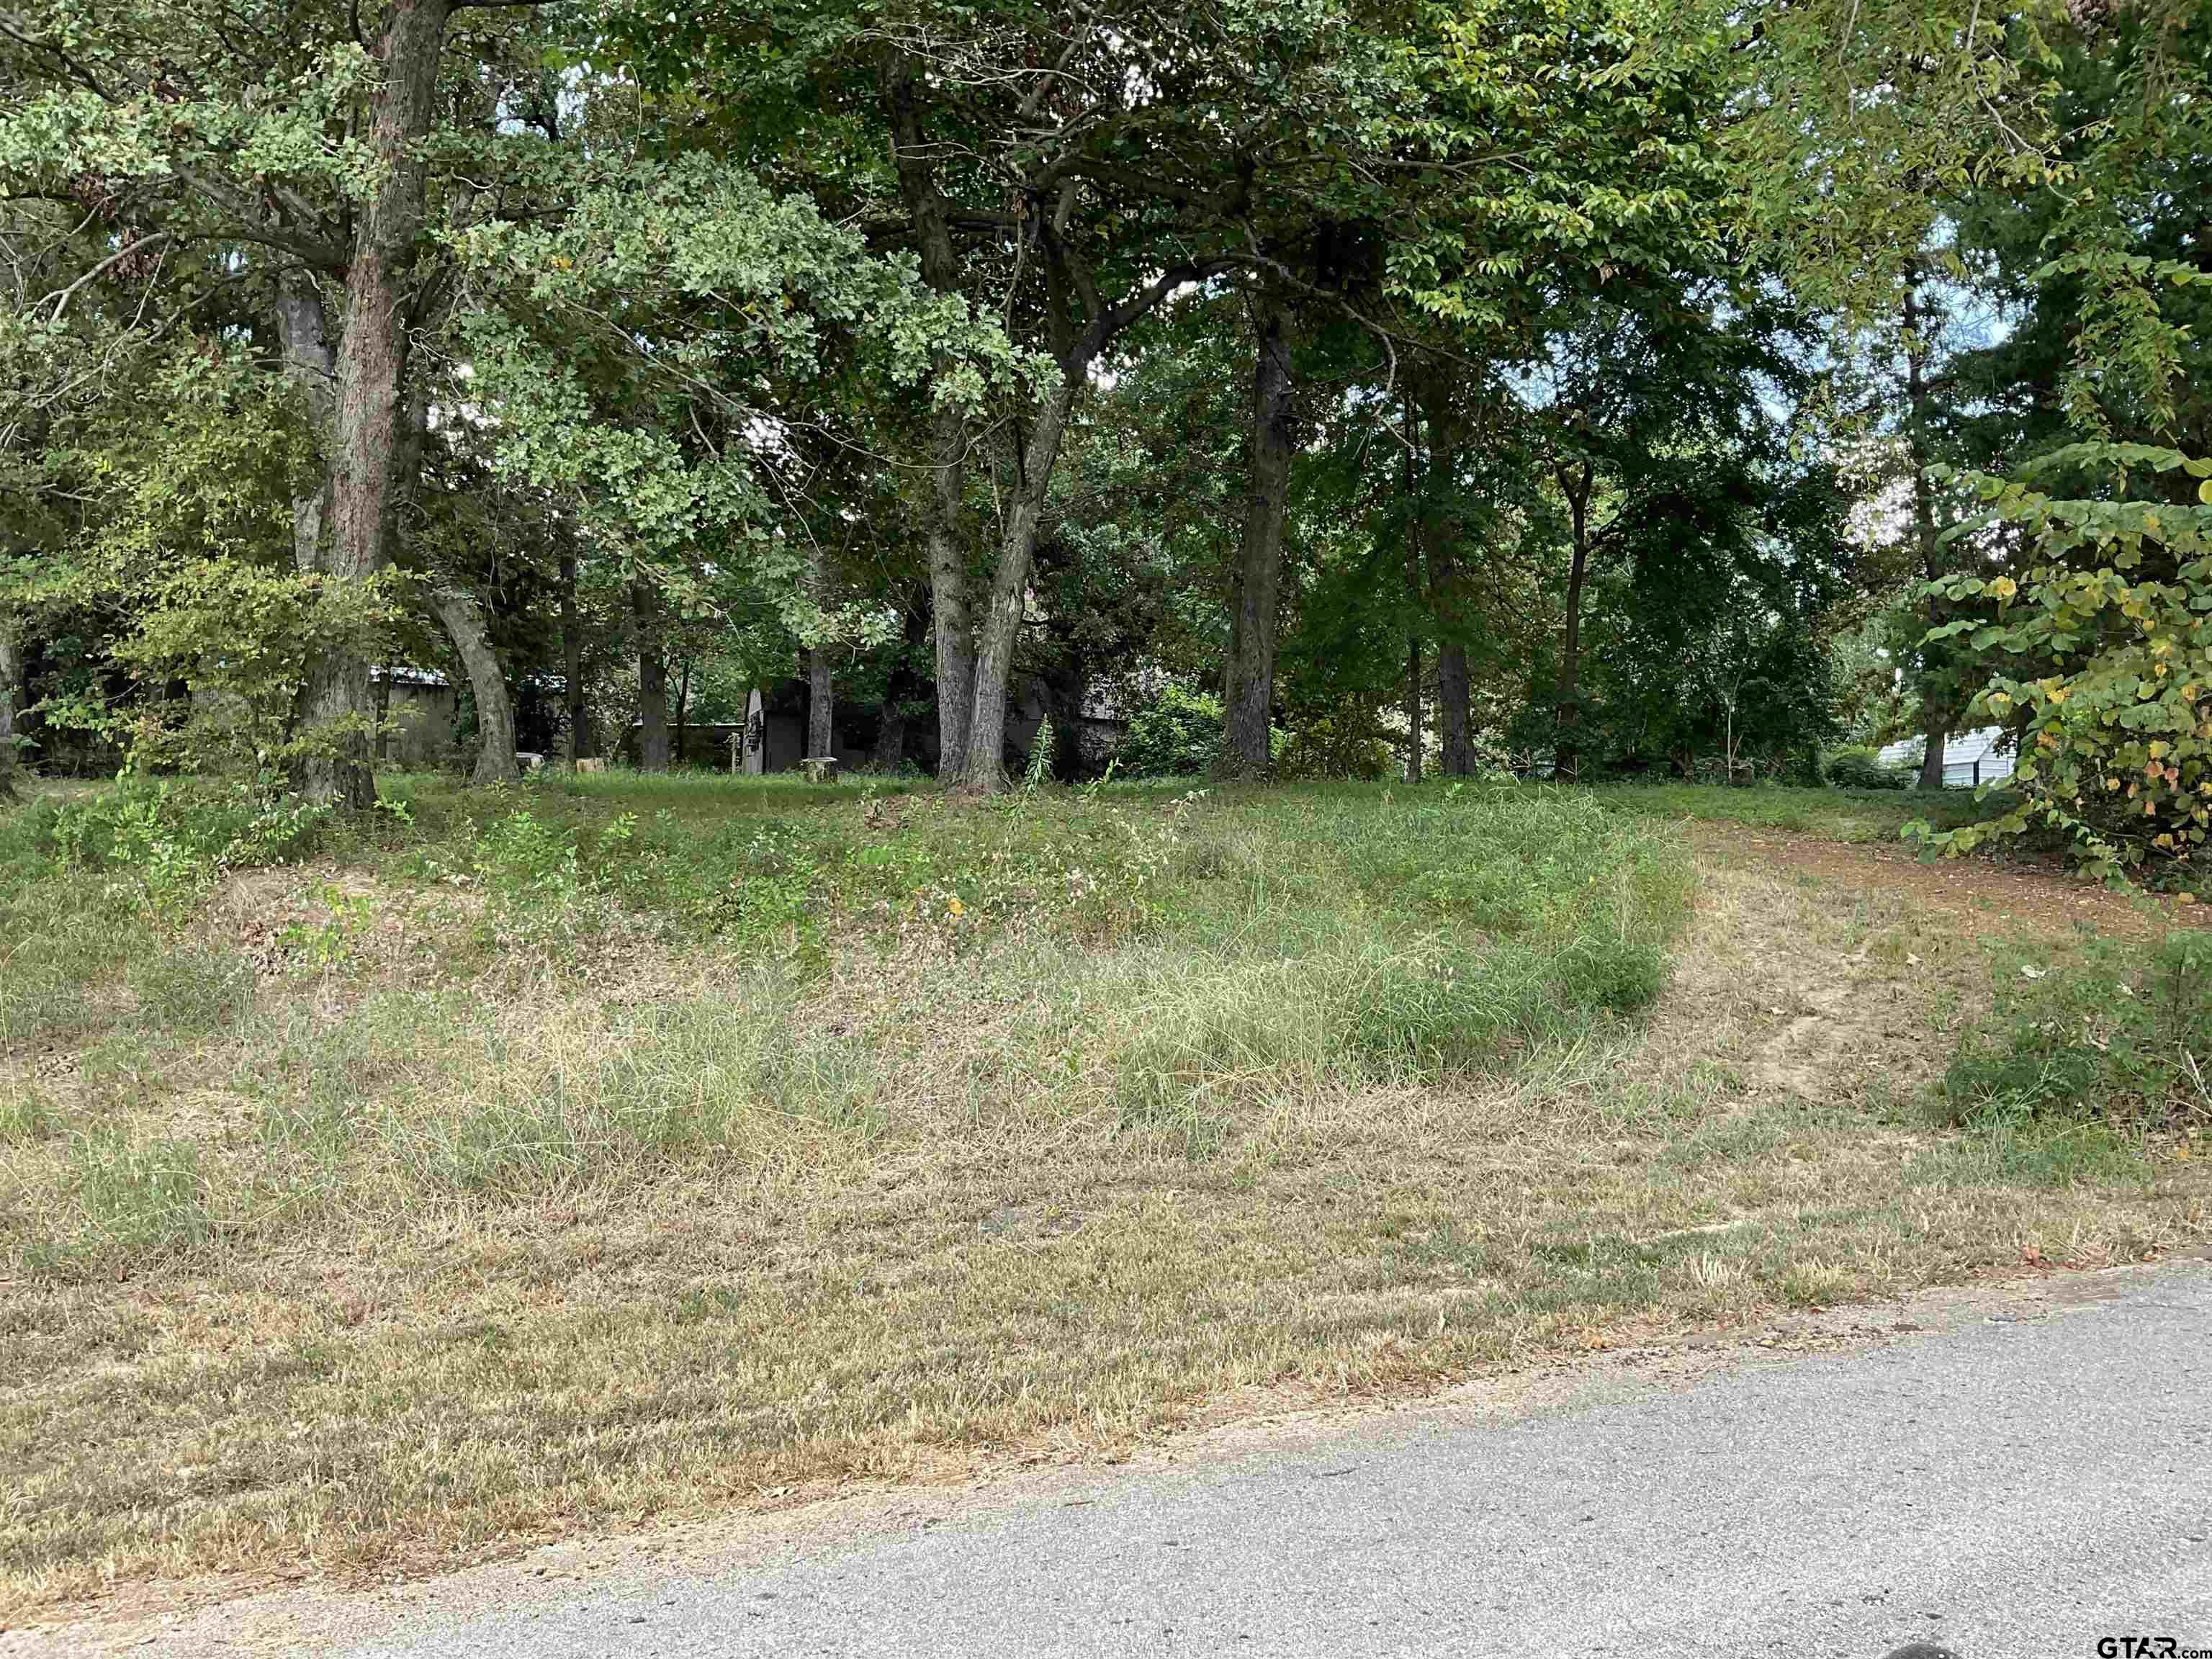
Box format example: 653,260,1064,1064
633,578,670,773
1,0,559,804
1223,297,1298,775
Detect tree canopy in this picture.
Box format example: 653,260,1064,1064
2,0,2205,881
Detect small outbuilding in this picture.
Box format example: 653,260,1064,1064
1876,726,2017,789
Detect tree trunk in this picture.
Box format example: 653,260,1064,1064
1919,729,1948,791
1403,639,1423,785
674,660,691,766
872,702,907,774
634,580,669,772
961,369,1084,793
429,586,519,786
297,0,454,811
925,402,975,781
956,232,1183,793
274,278,336,575
1401,392,1424,785
886,60,978,781
805,534,834,763
275,276,345,782
1417,376,1473,775
1902,279,1951,797
560,543,590,760
1437,644,1471,775
807,647,833,762
1555,464,1591,782
1222,298,1295,778
0,616,20,800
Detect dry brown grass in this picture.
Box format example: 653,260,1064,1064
1,808,2206,1619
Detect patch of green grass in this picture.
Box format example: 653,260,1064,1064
0,799,135,1048
0,1089,58,1146
58,1127,210,1270
127,942,256,1034
1917,1115,2157,1190
1,770,2202,1616
1937,929,2211,1133
1585,779,2012,843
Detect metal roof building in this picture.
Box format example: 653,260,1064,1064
1876,726,2017,789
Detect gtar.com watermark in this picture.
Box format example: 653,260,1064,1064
2095,1638,2212,1658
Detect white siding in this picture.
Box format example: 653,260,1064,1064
1876,727,2016,788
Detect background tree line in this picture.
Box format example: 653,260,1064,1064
1,0,2206,873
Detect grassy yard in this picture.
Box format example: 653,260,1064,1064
1586,777,2012,843
1,773,2205,1614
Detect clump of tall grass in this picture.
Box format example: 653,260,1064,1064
1094,789,1693,1153
1938,930,2211,1134
1,778,1698,1275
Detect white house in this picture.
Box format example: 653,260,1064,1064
1877,725,2017,788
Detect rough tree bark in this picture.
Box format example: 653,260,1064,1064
1917,727,1948,791
871,701,907,774
633,580,669,771
275,278,336,575
961,379,1078,791
290,0,457,811
886,60,977,781
276,278,346,773
390,334,520,790
1401,389,1424,784
1222,297,1295,778
1403,638,1423,786
429,586,519,786
1555,460,1593,783
1435,641,1472,775
807,647,833,763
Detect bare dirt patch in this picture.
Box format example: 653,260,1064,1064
1658,852,1969,1105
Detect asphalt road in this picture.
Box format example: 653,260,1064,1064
23,1261,2212,1659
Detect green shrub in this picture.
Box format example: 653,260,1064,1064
45,775,325,873
1405,858,1542,934
35,775,323,924
1118,682,1223,777
1823,746,1912,791
0,1089,58,1146
1549,935,1673,1015
1339,948,1535,1069
470,807,617,948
